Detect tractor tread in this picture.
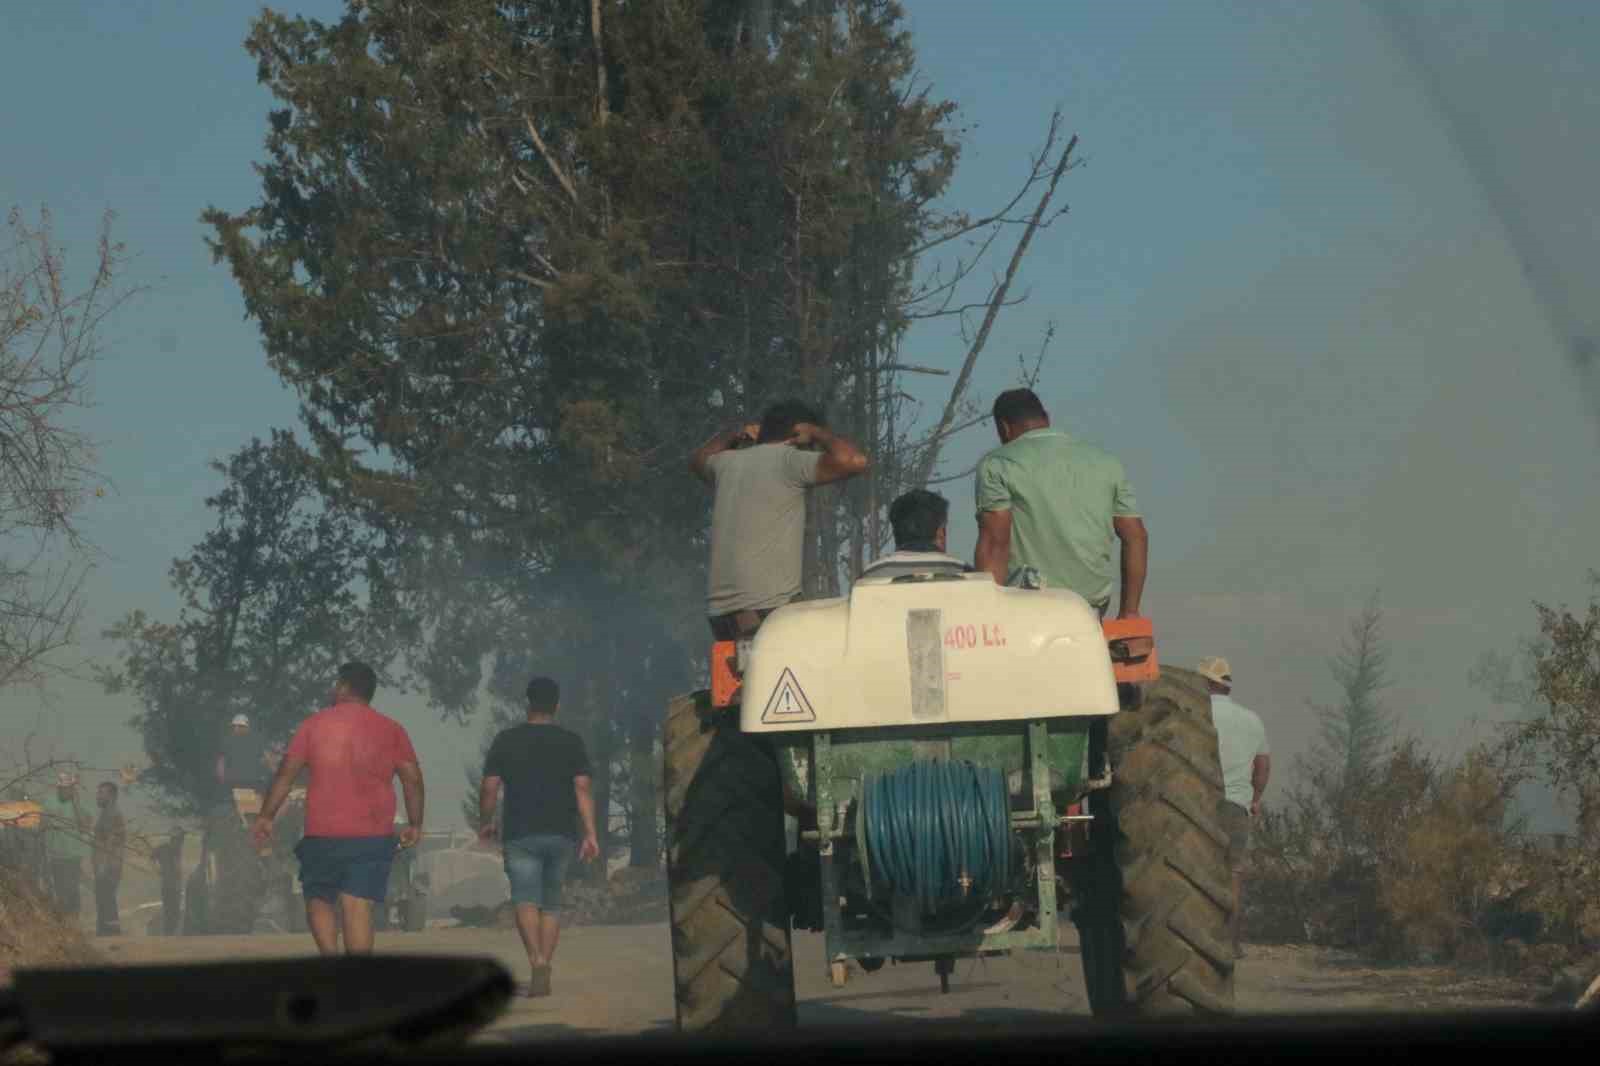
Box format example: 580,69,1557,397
1072,666,1237,1019
664,691,796,1034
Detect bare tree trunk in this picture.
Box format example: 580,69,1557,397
591,0,608,127
626,707,658,868
912,123,1078,487
582,659,615,886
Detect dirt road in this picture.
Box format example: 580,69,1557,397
91,921,1532,1043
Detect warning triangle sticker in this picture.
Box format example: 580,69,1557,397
760,668,816,724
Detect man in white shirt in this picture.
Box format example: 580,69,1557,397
858,489,972,582
1198,656,1271,960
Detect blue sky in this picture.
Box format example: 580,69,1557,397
3,1,1596,832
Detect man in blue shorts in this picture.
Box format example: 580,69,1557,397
478,677,600,998
253,662,425,955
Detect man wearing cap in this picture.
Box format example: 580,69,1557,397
42,770,90,922
217,714,271,797
973,388,1147,617
1199,656,1271,959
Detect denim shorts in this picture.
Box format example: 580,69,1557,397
1219,801,1251,873
503,834,573,911
295,835,396,904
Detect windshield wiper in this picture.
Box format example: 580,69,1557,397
1,954,511,1063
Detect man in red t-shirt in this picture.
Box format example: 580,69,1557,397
253,662,425,955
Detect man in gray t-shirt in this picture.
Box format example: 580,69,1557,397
691,400,868,639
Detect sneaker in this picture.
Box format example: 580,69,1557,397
528,965,552,998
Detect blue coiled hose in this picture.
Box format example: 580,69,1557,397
860,760,1011,916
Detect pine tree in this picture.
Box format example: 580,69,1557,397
1309,590,1397,810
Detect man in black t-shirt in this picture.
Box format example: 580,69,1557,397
478,677,599,998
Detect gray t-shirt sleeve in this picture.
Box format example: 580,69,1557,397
784,447,823,487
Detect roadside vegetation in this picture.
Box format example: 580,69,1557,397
1246,582,1600,997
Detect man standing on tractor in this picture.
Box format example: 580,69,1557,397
1198,657,1270,959
691,400,868,829
973,388,1148,618
690,399,869,640
252,662,426,956
859,489,972,581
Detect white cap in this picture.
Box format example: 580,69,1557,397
56,769,79,788
231,714,250,727
1197,657,1232,685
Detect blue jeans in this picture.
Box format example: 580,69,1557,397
503,834,573,911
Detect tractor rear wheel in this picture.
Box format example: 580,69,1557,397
1072,666,1236,1018
663,690,797,1034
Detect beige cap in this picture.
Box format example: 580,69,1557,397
1197,657,1232,684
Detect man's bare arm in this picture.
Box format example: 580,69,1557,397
1251,753,1271,816
397,761,425,828
975,509,1013,586
574,775,598,841
1114,515,1148,619
791,423,868,485
257,753,307,824
574,774,600,862
477,775,502,835
689,423,759,483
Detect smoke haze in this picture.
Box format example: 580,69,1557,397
1,1,1595,836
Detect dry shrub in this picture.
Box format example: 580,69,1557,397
1246,739,1540,964
1247,738,1435,952
1522,840,1600,946
1377,751,1511,961
0,866,97,987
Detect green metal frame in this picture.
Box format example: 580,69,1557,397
808,719,1076,965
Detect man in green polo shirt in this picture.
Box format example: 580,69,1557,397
43,769,92,922
974,388,1148,618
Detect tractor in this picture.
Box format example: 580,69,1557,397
663,566,1236,1032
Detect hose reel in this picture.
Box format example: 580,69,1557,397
858,759,1013,919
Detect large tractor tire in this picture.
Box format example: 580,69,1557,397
1072,666,1236,1018
663,690,797,1034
